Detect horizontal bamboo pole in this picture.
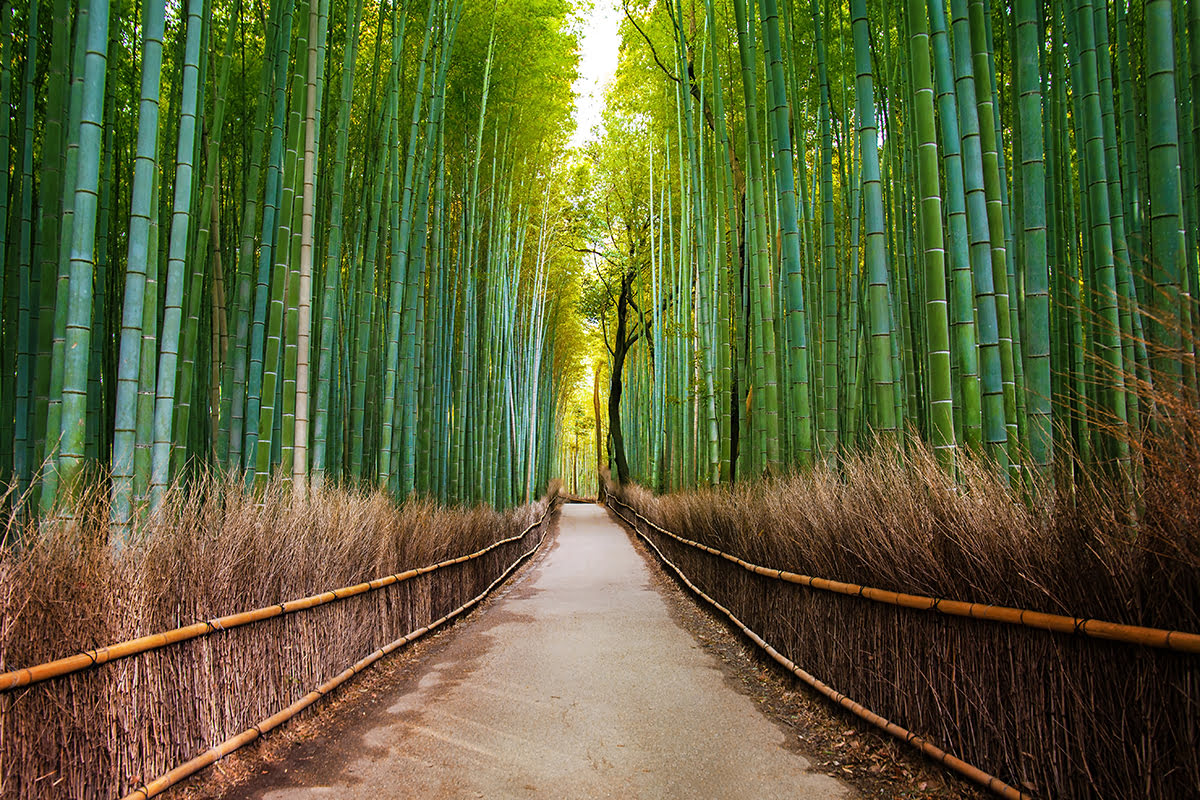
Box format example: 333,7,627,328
119,523,550,800
0,508,552,692
607,497,1200,655
608,503,1029,800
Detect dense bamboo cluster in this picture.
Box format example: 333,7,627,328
601,0,1200,491
0,0,581,535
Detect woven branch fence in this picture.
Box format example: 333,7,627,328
0,494,559,799
609,494,1199,799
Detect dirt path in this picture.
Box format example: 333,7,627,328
224,503,852,799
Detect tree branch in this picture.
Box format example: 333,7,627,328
622,0,680,83
572,245,621,270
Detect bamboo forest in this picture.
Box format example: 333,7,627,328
0,0,584,528
3,0,1200,513
591,0,1200,496
1,0,1199,797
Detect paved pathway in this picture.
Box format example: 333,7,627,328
237,504,850,799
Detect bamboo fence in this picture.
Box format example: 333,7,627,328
0,516,549,691
120,525,549,799
0,497,559,799
609,495,1200,798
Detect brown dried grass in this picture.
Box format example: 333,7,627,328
0,473,555,799
616,412,1200,797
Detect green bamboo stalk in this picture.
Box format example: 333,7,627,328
172,9,233,477
110,0,166,536
1015,0,1051,476
0,3,14,486
244,0,295,477
928,0,981,455
223,0,282,471
850,0,897,436
31,0,71,506
1146,0,1188,396
55,0,111,503
12,0,40,500
149,0,205,507
966,0,1018,475
809,0,838,463
273,5,311,485
311,0,364,488
907,0,954,468
950,0,1006,473
759,0,813,467
402,1,460,496
39,0,92,512
1074,0,1130,470
732,0,781,469
292,0,322,496
379,0,436,489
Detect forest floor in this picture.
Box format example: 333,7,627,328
175,504,981,800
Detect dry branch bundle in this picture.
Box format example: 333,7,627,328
0,474,556,798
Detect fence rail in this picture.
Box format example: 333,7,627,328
606,497,1200,654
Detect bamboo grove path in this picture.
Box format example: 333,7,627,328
224,503,851,799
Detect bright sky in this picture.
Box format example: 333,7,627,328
570,0,622,149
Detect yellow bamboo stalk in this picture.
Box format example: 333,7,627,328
606,497,1200,656
120,527,549,800
0,507,552,692
612,501,1028,800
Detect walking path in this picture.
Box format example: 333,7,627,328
233,504,851,799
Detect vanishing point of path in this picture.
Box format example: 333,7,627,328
226,504,852,799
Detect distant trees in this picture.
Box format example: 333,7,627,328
579,119,657,487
